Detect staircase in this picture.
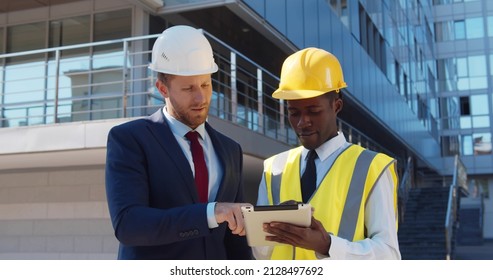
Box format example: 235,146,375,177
398,187,452,260
457,204,483,245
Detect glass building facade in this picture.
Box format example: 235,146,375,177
0,1,492,259
241,0,492,178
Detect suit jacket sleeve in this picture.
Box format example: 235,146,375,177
105,121,210,246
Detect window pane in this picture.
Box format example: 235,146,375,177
7,22,46,63
488,16,493,37
490,54,493,73
466,17,484,39
457,77,469,90
472,116,490,128
330,0,338,12
94,9,132,52
435,21,453,41
461,135,473,155
4,61,47,126
474,133,492,155
460,116,471,128
341,0,349,29
468,76,488,90
468,55,486,77
454,20,465,40
50,15,90,57
470,94,489,115
456,57,468,77
442,135,460,156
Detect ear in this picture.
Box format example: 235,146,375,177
334,98,343,114
334,98,344,114
156,80,169,98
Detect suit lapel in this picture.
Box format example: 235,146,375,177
146,109,199,202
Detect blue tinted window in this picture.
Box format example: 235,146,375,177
265,0,286,34
468,55,486,77
454,20,465,39
287,0,304,47
471,94,489,115
304,0,319,47
488,16,493,37
466,18,484,39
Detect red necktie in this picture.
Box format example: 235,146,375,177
185,131,209,203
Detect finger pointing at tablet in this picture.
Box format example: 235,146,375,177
215,202,252,236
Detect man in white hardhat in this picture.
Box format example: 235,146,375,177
106,25,252,260
254,47,401,260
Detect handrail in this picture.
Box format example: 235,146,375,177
1,31,393,153
444,154,467,259
444,182,456,260
0,33,161,59
398,156,413,223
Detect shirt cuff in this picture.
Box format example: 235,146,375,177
314,233,332,259
207,202,219,229
326,234,346,259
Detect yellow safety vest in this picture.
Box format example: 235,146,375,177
263,144,398,260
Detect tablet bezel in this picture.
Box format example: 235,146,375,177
241,203,312,247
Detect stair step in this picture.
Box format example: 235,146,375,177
398,186,452,260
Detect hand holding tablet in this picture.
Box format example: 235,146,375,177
241,203,312,246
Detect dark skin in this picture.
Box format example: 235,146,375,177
263,92,343,255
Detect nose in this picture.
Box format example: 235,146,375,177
297,113,311,128
193,87,207,104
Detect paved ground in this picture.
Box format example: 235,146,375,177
454,239,493,260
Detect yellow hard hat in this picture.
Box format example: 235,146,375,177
272,47,347,100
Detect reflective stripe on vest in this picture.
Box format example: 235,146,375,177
338,149,377,240
269,150,290,205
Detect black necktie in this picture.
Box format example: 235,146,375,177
301,150,317,203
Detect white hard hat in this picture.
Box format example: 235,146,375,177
149,25,219,76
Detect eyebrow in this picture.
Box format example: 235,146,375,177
287,104,322,110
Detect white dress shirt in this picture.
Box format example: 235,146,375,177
255,132,401,259
162,107,222,228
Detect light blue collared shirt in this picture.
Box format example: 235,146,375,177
162,107,222,228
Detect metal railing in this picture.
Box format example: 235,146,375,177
0,32,298,144
444,154,468,259
1,31,392,152
397,156,414,223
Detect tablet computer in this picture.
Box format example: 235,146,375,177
241,203,311,247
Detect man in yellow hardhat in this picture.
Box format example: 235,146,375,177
254,47,401,260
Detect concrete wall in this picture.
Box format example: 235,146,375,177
0,166,117,259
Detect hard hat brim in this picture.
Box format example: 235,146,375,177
148,63,219,76
272,89,332,100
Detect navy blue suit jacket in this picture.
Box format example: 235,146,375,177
105,109,252,259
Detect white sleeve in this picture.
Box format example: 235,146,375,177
327,168,401,260
256,174,270,206
252,174,274,259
